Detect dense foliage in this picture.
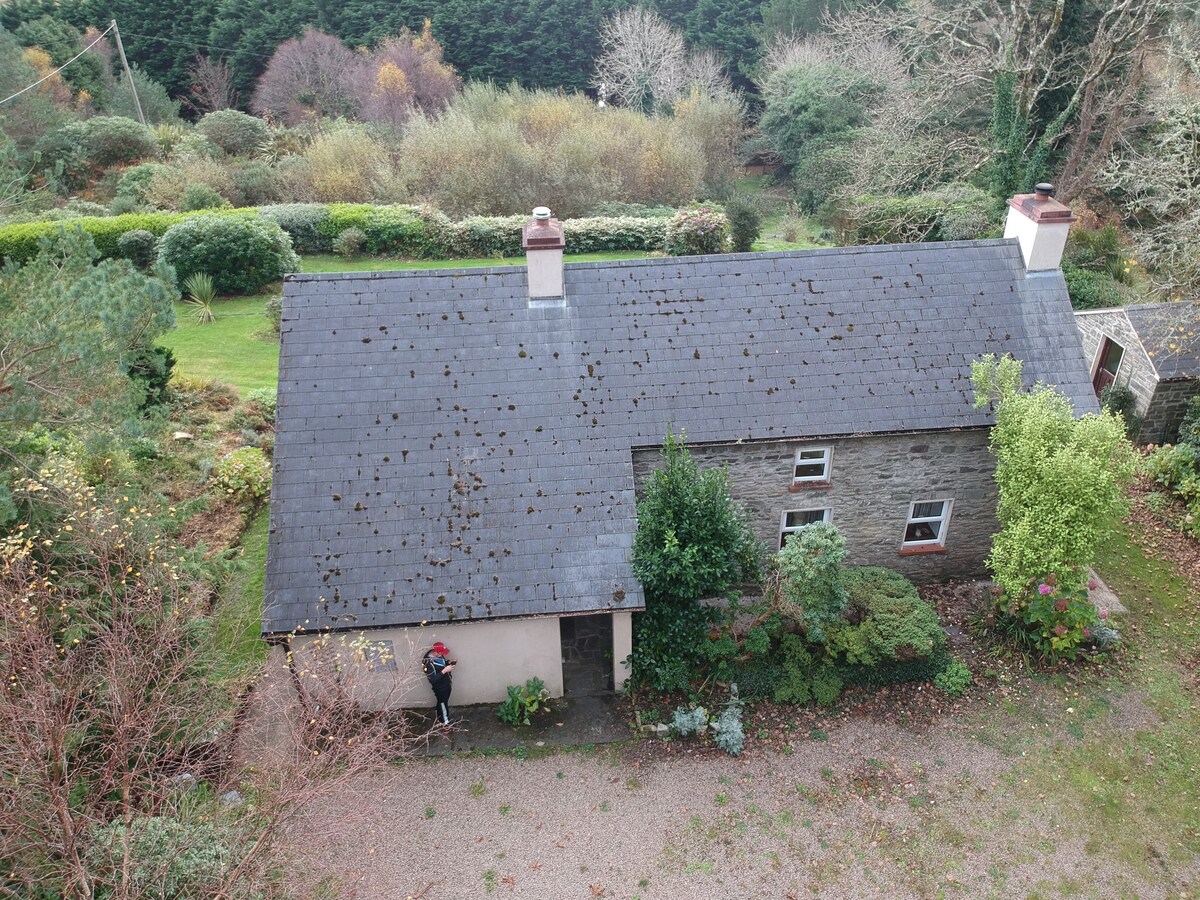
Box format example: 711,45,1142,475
156,215,299,294
972,354,1135,658
630,430,761,691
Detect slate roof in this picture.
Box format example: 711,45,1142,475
263,239,1097,634
1123,301,1200,381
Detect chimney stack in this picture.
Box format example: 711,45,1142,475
1003,183,1076,272
522,207,565,300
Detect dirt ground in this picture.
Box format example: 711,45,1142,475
286,485,1200,900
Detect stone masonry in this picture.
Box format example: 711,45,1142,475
1142,379,1200,445
632,429,998,584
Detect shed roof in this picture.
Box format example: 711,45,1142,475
1123,301,1200,381
264,240,1096,634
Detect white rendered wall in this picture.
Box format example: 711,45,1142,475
1004,206,1070,272
612,610,633,693
526,248,564,298
289,616,564,709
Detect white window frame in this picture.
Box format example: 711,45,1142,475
779,508,831,549
792,446,832,483
902,499,953,548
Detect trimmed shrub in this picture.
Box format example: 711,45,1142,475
157,216,299,295
212,446,272,504
562,216,667,254
334,226,367,258
258,203,332,253
1062,263,1123,310
0,210,256,265
664,206,729,256
196,109,269,156
83,116,159,167
726,194,762,253
181,183,231,212
231,160,279,207
116,229,158,269
840,183,999,245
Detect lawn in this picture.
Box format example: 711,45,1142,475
161,294,280,393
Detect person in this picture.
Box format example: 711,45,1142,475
422,641,455,725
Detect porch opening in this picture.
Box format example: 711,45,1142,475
560,614,614,697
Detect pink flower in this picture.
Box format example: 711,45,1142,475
1098,609,1110,620
1088,579,1099,590
1053,624,1067,636
1054,598,1069,613
1038,583,1053,595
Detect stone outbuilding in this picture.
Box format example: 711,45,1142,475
1075,300,1200,443
264,191,1096,708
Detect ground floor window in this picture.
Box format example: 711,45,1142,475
779,508,831,548
902,499,952,547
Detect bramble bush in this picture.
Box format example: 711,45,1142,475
158,216,300,295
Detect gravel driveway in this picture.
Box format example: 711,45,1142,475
287,689,1193,900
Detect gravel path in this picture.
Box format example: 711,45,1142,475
286,690,1193,900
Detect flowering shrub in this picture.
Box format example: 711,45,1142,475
1004,571,1111,661
212,447,272,504
664,206,730,256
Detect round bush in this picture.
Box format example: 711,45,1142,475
83,116,159,167
213,446,272,504
181,183,230,212
1063,263,1123,310
664,206,729,256
158,216,300,295
117,229,158,269
334,226,367,258
115,163,175,209
196,109,270,156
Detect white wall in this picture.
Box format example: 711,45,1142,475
289,617,565,709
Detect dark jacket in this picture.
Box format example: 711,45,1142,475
422,651,453,699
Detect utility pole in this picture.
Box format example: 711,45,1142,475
110,20,145,126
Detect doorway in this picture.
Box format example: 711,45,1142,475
559,614,614,696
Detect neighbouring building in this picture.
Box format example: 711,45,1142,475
1075,300,1200,444
264,191,1097,707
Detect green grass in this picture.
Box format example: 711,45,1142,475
211,506,269,682
160,294,279,394
300,250,649,274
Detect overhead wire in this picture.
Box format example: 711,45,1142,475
0,21,116,106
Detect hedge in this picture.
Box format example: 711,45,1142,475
0,205,672,267
0,209,258,265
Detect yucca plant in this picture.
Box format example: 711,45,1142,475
183,271,217,324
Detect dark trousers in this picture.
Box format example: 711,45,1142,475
433,688,451,724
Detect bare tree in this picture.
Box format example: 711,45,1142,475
185,54,238,114
0,459,438,897
251,28,365,126
1102,24,1200,297
592,8,732,114
355,22,462,129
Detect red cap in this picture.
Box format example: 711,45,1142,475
431,642,449,656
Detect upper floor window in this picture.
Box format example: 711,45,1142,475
793,447,831,484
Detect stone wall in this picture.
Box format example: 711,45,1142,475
1142,379,1200,445
632,429,998,584
1075,309,1157,417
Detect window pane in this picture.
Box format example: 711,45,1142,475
785,509,827,528
797,449,826,461
794,462,826,478
905,520,941,542
912,501,944,519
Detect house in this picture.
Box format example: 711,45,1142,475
1075,300,1200,443
264,190,1097,706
